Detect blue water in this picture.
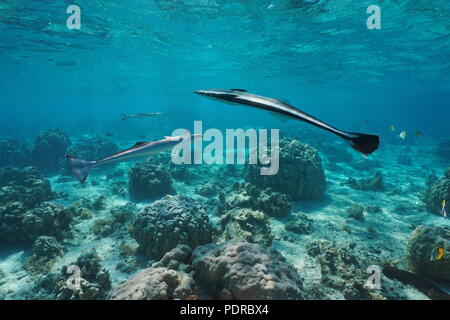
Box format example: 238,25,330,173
0,0,449,300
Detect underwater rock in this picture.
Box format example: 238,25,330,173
54,250,111,300
422,168,449,215
31,129,71,173
306,240,371,300
128,161,175,201
219,208,273,246
132,195,212,259
223,183,292,217
284,213,314,234
346,203,365,222
246,138,326,200
0,166,52,208
342,172,385,192
407,226,450,281
147,152,193,182
435,140,450,160
0,201,73,244
0,138,31,168
192,240,305,300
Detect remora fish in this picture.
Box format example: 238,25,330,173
120,112,167,121
194,89,379,155
67,134,199,184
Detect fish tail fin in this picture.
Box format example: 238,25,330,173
343,132,380,155
66,155,95,184
120,114,127,121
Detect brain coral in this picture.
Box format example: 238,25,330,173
132,195,212,259
245,138,326,200
192,240,305,300
128,161,174,201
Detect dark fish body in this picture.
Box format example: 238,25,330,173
67,135,185,184
194,89,379,155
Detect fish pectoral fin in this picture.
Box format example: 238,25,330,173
273,112,290,123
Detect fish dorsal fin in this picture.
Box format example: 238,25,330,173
132,141,147,147
231,89,247,92
276,98,293,106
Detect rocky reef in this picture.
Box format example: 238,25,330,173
284,213,314,235
222,182,292,217
407,225,450,281
192,241,305,300
25,236,65,274
128,161,175,201
31,129,71,173
246,138,326,200
0,138,31,168
342,172,385,192
422,167,449,215
131,195,212,259
54,250,111,300
0,166,72,244
219,208,273,246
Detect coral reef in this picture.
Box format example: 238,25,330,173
342,172,385,192
31,129,71,173
219,208,273,246
68,135,119,161
0,166,52,208
284,213,314,234
306,240,371,300
407,225,450,281
110,245,195,300
0,202,73,244
422,168,449,215
192,241,305,299
132,195,212,259
222,182,292,217
128,161,175,201
25,236,65,274
246,138,326,200
0,138,31,168
54,250,111,300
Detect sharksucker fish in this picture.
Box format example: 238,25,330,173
194,89,380,155
67,134,199,184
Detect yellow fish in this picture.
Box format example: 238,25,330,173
389,125,396,132
399,130,407,140
442,200,447,218
430,247,445,261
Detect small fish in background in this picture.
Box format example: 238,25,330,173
364,119,370,125
120,112,167,121
430,246,445,261
399,130,407,140
415,131,424,137
104,133,114,137
442,200,448,218
389,125,396,132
